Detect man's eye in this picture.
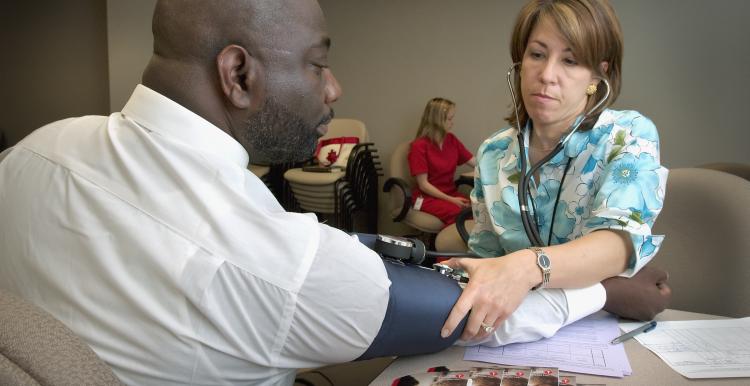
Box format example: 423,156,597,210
311,63,328,74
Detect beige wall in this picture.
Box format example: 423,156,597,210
317,0,750,171
0,0,109,146
107,0,155,112
9,1,745,234
316,0,750,233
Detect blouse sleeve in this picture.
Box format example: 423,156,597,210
581,113,669,277
407,139,428,176
467,138,506,257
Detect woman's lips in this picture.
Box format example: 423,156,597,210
530,93,556,104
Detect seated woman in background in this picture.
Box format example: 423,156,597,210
408,97,476,227
440,0,671,342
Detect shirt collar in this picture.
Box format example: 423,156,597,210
121,84,249,168
524,112,607,166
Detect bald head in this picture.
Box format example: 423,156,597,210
150,0,326,65
143,0,340,164
152,0,256,64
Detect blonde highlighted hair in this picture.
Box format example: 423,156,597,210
507,0,623,131
416,97,455,144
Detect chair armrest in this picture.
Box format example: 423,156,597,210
383,177,412,222
455,174,474,189
455,207,473,244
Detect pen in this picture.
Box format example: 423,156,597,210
610,321,657,345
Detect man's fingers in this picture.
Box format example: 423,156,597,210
643,265,669,283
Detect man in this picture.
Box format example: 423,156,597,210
0,0,668,384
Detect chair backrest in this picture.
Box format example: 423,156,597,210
384,140,448,234
389,141,415,186
652,168,750,317
386,141,415,220
322,118,368,142
0,290,122,385
698,162,750,182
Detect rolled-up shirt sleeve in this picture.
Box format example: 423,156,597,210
459,283,606,347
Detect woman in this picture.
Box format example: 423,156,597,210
408,97,477,227
441,0,671,341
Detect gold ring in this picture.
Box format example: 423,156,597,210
481,322,494,333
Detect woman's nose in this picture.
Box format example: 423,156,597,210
539,60,559,85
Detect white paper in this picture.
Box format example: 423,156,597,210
619,317,750,379
464,313,632,377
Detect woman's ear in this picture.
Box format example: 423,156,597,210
599,61,610,78
216,45,262,110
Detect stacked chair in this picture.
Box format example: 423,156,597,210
283,119,382,232
248,164,271,189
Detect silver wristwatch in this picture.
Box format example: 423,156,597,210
529,247,551,290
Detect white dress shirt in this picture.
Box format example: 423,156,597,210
0,85,603,385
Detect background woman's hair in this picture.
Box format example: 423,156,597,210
416,97,456,144
506,0,623,131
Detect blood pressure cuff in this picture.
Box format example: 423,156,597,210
356,258,468,360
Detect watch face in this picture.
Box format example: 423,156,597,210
538,254,550,268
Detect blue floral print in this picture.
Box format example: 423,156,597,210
468,109,668,276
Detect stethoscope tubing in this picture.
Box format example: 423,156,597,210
506,62,610,247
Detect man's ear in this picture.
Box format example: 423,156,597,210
216,45,262,110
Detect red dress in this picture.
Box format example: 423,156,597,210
408,133,473,226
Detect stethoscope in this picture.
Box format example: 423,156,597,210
506,62,611,247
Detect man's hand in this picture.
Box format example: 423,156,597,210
602,264,671,321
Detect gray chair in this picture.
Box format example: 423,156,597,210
383,141,444,235
434,208,474,253
383,142,473,246
0,290,122,385
698,162,750,182
435,167,750,318
652,167,750,317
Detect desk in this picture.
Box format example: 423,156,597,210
369,309,749,385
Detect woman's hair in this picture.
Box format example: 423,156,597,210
507,0,623,131
415,97,456,144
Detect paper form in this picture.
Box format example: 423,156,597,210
464,312,632,377
620,317,750,379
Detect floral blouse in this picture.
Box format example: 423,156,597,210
468,109,668,276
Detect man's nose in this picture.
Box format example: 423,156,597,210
324,68,342,104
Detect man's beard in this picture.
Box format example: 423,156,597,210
241,96,332,165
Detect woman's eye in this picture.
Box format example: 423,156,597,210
563,57,578,66
529,51,544,59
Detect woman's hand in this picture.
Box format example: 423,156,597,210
440,250,539,342
601,264,671,321
447,196,471,208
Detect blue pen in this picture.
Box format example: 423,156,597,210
610,321,657,345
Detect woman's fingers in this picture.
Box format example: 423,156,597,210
441,289,474,338
440,255,533,340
